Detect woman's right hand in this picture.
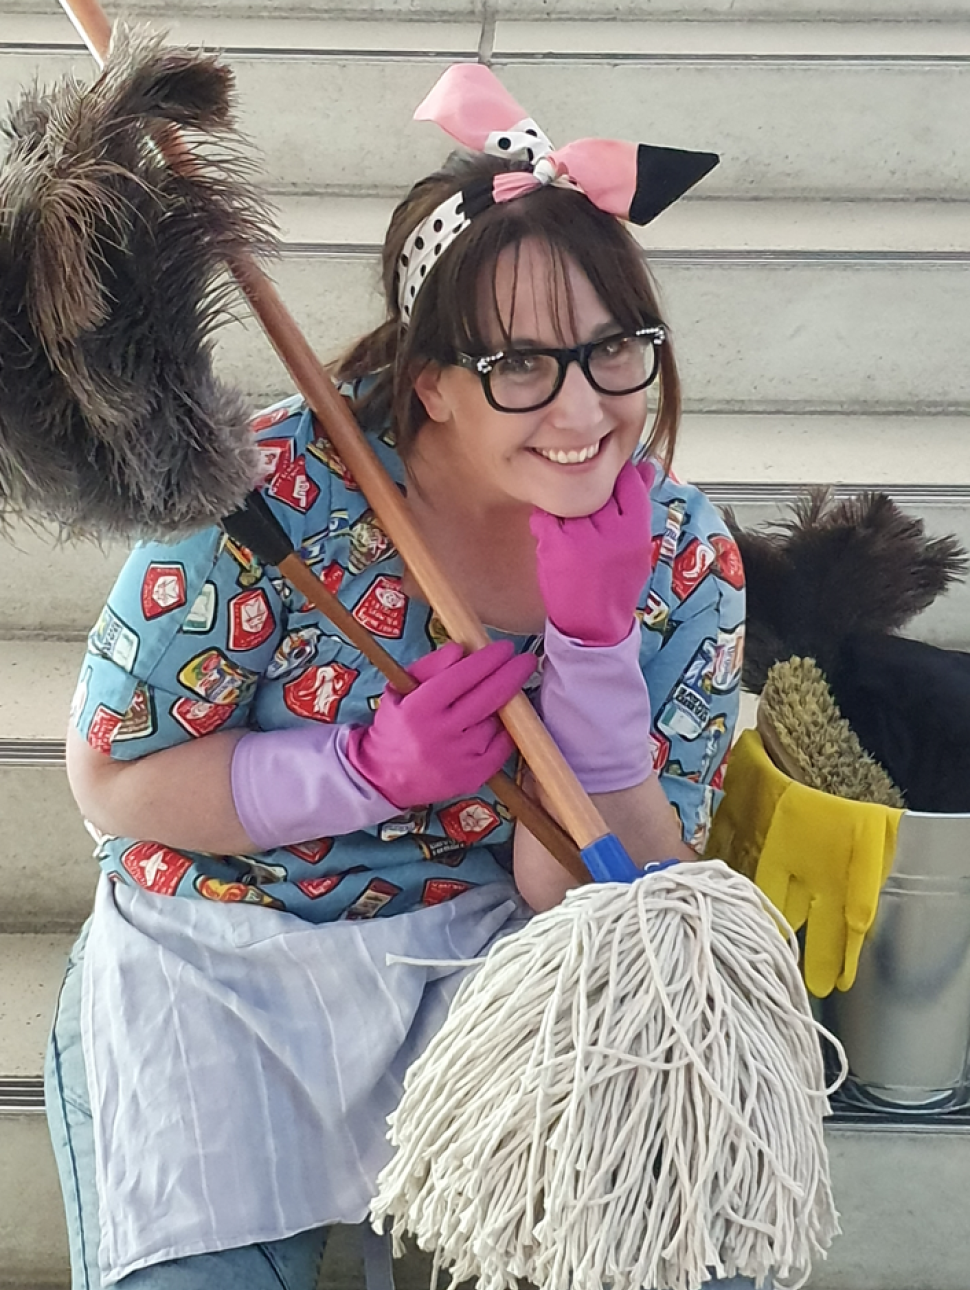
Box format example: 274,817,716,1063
529,459,654,646
345,640,535,809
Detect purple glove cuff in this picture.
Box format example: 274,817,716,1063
538,620,653,794
231,724,397,852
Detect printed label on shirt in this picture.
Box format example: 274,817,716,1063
299,530,330,568
320,562,344,594
656,638,717,741
659,500,685,565
297,873,345,900
122,842,192,896
712,624,745,692
141,563,187,620
348,511,394,574
438,799,501,846
266,626,323,681
711,533,745,591
223,537,264,590
114,683,156,743
415,837,467,866
308,434,360,490
195,876,285,909
425,613,451,650
178,650,255,705
251,406,296,434
671,538,716,603
380,808,431,843
353,575,408,639
227,589,276,652
650,730,671,773
640,589,670,635
170,697,234,738
257,435,297,479
283,662,359,723
240,858,288,884
267,457,320,514
70,667,91,726
346,877,401,919
183,582,218,635
422,878,472,906
286,837,335,864
689,788,715,852
700,716,728,781
710,750,730,792
88,705,124,754
89,606,140,673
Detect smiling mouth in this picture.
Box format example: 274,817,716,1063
531,439,604,465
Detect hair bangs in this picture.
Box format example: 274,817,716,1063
334,151,681,468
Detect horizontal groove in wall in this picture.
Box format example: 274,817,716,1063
696,482,970,506
277,242,970,263
497,51,970,65
0,740,66,766
0,41,475,57
4,43,969,66
0,1077,46,1113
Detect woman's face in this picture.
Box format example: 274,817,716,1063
414,238,650,519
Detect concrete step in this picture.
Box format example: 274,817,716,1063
0,640,97,933
3,929,970,1290
2,183,966,416
3,21,970,199
0,932,73,1288
166,195,970,417
231,250,970,417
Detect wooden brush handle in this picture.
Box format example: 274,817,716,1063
61,0,611,865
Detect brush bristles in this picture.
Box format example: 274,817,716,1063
760,658,904,808
0,25,278,540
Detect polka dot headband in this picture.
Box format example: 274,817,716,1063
397,63,720,325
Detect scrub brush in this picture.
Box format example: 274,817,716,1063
757,656,905,809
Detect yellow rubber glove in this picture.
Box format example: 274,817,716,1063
707,729,902,997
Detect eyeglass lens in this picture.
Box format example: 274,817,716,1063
488,334,659,411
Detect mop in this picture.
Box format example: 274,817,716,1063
2,21,845,1290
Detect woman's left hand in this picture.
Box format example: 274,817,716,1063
529,459,655,646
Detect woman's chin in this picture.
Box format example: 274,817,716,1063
522,451,624,517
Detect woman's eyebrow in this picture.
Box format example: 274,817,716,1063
505,321,621,349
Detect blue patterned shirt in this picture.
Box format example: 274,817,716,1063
71,394,745,922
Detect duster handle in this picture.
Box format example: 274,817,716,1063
59,0,614,864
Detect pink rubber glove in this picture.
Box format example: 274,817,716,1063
529,459,655,647
345,639,536,809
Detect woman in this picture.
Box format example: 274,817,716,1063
47,64,745,1290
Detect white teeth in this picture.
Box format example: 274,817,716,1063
534,441,602,465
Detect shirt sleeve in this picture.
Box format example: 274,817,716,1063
70,402,317,762
639,476,746,852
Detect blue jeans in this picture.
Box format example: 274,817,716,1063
45,922,330,1289
45,922,767,1290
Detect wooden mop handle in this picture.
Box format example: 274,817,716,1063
61,0,612,859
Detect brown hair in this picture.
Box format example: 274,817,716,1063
334,151,681,468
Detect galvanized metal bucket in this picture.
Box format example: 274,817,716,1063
822,810,970,1112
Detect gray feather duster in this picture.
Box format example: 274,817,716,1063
0,25,277,538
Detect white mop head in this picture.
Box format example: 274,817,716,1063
371,859,844,1290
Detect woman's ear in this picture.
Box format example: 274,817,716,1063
412,361,452,424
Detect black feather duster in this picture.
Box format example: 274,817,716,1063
726,488,968,692
728,488,970,812
0,25,277,538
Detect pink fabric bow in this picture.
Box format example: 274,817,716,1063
414,64,645,221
